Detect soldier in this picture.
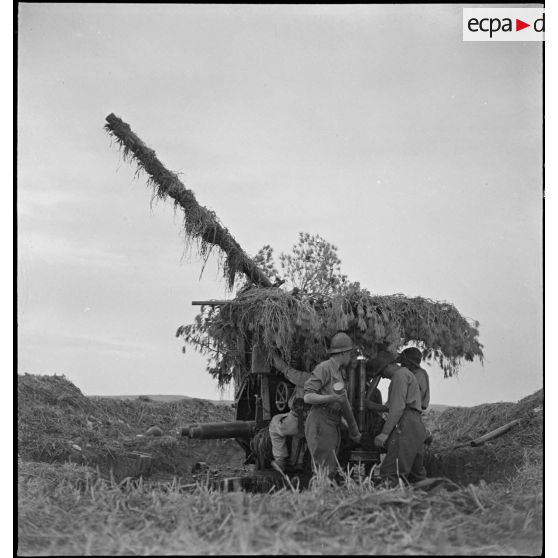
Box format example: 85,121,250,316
398,347,430,411
369,350,427,484
303,332,361,476
364,361,389,440
268,354,311,473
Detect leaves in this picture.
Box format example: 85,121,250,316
252,245,279,282
177,233,483,386
276,233,348,297
177,286,483,386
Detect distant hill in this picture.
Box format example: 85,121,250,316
89,394,234,406
428,404,450,413
92,396,449,410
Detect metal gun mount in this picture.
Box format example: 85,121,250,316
178,323,383,476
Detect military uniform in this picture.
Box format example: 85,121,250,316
413,367,430,410
268,365,310,469
366,386,385,440
380,366,427,483
303,358,346,475
399,348,430,411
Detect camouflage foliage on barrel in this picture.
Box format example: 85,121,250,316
104,113,483,388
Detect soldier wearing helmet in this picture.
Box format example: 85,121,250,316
303,332,361,476
398,347,430,411
369,350,427,484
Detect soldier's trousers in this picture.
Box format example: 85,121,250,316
305,407,341,476
380,408,427,483
269,411,299,462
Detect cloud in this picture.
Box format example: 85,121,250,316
19,328,146,356
19,229,128,270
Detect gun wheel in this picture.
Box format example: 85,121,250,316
274,381,290,412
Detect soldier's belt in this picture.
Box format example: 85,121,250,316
405,406,422,414
313,405,343,418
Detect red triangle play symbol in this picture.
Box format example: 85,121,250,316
516,19,530,32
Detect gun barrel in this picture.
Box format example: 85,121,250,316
179,423,200,437
470,419,521,447
181,421,257,440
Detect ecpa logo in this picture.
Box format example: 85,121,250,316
463,8,544,42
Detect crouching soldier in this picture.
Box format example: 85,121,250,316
303,332,361,477
268,354,311,473
370,350,427,484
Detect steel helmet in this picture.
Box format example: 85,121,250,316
328,332,354,354
399,347,422,368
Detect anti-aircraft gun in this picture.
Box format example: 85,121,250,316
105,114,484,479
178,314,382,474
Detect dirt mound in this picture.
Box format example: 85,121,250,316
18,374,244,482
18,374,542,487
18,373,96,412
429,389,542,450
425,389,542,484
427,389,542,448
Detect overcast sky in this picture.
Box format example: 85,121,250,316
17,4,543,406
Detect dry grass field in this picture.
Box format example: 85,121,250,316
17,374,542,555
